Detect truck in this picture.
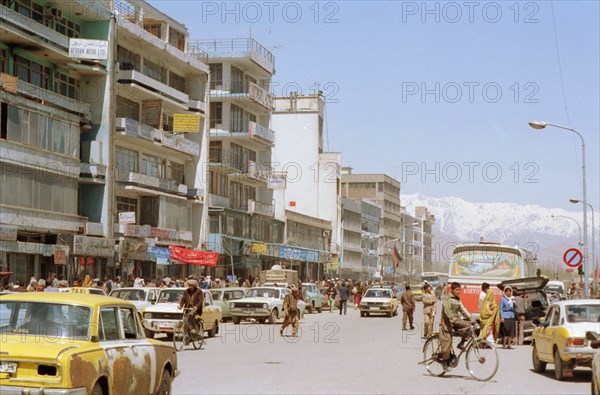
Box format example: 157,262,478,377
259,264,298,287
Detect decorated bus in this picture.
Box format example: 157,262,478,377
448,241,537,317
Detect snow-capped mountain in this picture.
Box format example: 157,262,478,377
401,193,599,266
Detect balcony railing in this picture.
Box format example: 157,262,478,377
248,82,273,110
192,38,275,73
116,171,187,195
248,121,275,144
117,69,188,104
113,0,208,63
0,4,70,51
247,160,270,183
248,199,274,217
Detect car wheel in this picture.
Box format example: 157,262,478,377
365,312,370,317
387,311,393,318
90,382,104,395
268,309,277,324
208,321,218,338
360,311,365,317
232,316,241,325
554,348,565,381
257,318,266,324
157,369,172,395
532,343,546,373
317,305,323,313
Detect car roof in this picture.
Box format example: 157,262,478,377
0,291,134,307
211,287,246,292
549,299,600,308
111,287,161,291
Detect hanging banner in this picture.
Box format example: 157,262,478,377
150,246,171,265
169,245,219,266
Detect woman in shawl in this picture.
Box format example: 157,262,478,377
478,287,500,343
81,274,92,288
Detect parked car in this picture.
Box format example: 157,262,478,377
59,287,106,296
0,292,178,394
230,287,306,324
500,276,550,341
302,282,324,313
588,332,600,395
143,288,222,338
210,287,246,320
531,299,600,380
359,287,398,317
544,280,568,302
109,287,161,337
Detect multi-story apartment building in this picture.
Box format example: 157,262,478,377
271,94,342,281
0,0,211,284
361,199,381,281
399,208,418,279
341,198,362,279
194,38,283,281
340,168,402,281
0,0,112,283
414,206,435,273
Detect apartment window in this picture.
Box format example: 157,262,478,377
116,96,140,121
230,104,244,133
210,102,222,129
230,181,244,210
14,0,44,23
117,46,141,72
115,147,138,177
231,66,245,93
208,171,228,197
170,162,184,184
116,196,138,221
169,72,186,92
53,15,81,38
0,48,7,73
143,23,163,40
169,28,185,51
163,197,191,231
14,55,50,90
209,64,222,89
209,141,222,163
143,59,166,84
54,71,79,100
141,154,162,178
163,113,174,132
230,143,244,172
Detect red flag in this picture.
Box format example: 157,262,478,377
393,245,403,267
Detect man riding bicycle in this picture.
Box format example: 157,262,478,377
179,279,204,333
439,282,475,370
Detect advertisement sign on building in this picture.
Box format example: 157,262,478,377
251,242,267,254
118,211,136,224
0,225,17,241
173,113,201,133
52,245,69,265
73,236,115,258
68,39,109,60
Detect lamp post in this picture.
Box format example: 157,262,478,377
551,214,583,280
570,199,597,292
529,121,589,298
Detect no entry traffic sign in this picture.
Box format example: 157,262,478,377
563,248,583,267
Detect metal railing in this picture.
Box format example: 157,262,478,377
192,38,275,67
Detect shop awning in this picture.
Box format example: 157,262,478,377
169,245,219,266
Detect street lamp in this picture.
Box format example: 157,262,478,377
570,199,597,291
529,120,589,297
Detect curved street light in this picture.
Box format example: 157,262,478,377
570,199,597,291
529,121,589,297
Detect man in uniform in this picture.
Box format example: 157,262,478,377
400,283,416,330
179,279,204,333
280,287,299,337
439,282,474,370
422,283,436,338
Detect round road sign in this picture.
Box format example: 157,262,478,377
563,248,583,267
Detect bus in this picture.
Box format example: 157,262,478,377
448,241,537,317
421,272,449,289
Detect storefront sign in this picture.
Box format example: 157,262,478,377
251,242,267,254
119,241,152,261
173,113,200,133
52,245,69,265
150,246,171,265
0,241,52,256
306,250,319,263
0,225,17,241
279,246,306,261
73,235,115,258
68,39,109,60
119,212,136,224
169,245,219,266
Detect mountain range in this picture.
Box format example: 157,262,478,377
401,193,600,269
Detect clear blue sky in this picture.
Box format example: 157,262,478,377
153,0,599,211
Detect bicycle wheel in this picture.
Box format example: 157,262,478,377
423,335,446,377
191,320,205,350
173,321,186,351
465,339,499,382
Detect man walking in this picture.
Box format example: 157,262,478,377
337,281,349,315
280,287,299,337
422,283,436,338
400,283,416,330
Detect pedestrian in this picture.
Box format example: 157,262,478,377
354,282,363,310
422,283,436,338
478,285,500,343
500,286,516,349
103,275,113,294
35,279,46,292
13,280,27,292
400,283,416,330
514,291,526,346
82,275,92,288
280,287,299,336
337,281,349,315
478,282,489,312
27,278,37,292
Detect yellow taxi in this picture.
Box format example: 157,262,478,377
531,299,600,381
0,292,178,394
59,287,107,296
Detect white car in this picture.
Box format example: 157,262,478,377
143,288,222,338
109,287,161,337
210,288,246,320
230,287,305,324
359,287,399,317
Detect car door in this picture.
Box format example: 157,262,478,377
542,306,561,360
99,306,134,394
201,291,216,331
221,291,233,318
537,306,554,360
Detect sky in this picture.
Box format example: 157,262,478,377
152,0,599,211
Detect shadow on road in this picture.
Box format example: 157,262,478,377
529,368,592,383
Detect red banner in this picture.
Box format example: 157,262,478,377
168,246,219,266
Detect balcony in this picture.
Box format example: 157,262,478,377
117,69,189,107
193,38,275,74
343,242,363,253
248,199,274,217
210,120,274,148
247,160,270,183
0,4,69,52
116,171,187,196
115,117,200,157
113,223,192,242
0,74,90,116
80,162,106,183
248,121,275,145
208,148,243,174
210,80,274,111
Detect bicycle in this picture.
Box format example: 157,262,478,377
419,322,499,382
173,307,205,351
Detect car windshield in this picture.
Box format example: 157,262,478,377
364,290,391,298
210,291,222,301
566,304,600,323
245,288,280,298
0,302,92,339
544,285,564,294
158,289,184,303
110,289,147,302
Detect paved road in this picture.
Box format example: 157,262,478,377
171,303,592,394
